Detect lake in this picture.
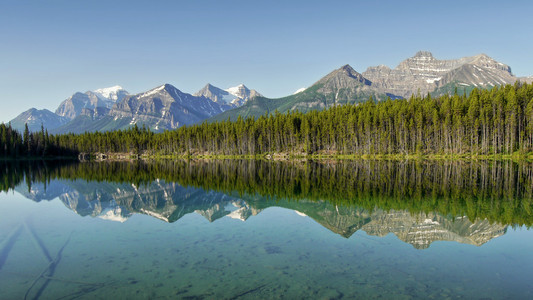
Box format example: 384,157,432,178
0,159,532,299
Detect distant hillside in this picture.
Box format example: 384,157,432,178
11,108,68,132
210,65,393,122
363,51,516,98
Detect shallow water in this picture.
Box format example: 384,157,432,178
1,160,533,299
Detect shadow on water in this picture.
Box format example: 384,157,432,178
0,214,111,299
0,225,23,271
24,230,71,300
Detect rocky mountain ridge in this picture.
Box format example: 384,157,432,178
362,51,516,98
107,84,231,131
11,83,260,133
93,85,129,102
209,64,394,122
193,83,262,107
9,51,530,133
10,108,69,132
55,86,129,120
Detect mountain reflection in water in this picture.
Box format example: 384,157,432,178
5,159,530,249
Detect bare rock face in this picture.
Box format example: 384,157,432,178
226,84,262,106
10,108,68,132
194,83,262,107
109,84,231,130
519,76,533,84
92,85,129,102
55,92,105,120
80,107,110,120
316,64,372,94
281,65,374,113
289,64,386,110
363,51,516,98
194,84,232,105
55,86,129,120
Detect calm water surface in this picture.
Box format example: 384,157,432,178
0,160,532,299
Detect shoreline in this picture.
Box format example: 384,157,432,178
63,152,533,162
3,153,533,162
0,156,78,161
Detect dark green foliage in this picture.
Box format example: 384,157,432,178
2,159,533,226
0,123,23,158
0,122,75,158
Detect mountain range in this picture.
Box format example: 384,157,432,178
11,83,259,133
363,51,516,98
10,51,531,133
212,51,523,121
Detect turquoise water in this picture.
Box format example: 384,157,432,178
1,161,533,299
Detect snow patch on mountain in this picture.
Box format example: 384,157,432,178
93,85,128,101
294,87,307,94
363,50,516,98
226,84,246,97
195,83,262,107
138,85,166,98
98,207,129,223
426,77,441,84
295,210,307,217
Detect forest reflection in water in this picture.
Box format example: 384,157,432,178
2,159,532,247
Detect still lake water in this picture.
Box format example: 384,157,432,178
0,160,532,299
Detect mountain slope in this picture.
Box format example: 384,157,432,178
194,83,261,106
363,51,516,98
194,84,239,106
55,86,129,120
109,84,231,130
225,84,262,106
50,115,133,134
93,85,129,102
210,65,392,122
10,108,68,132
519,76,533,84
54,84,232,133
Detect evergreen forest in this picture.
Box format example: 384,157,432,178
2,82,533,158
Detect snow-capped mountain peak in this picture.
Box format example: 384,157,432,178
92,85,129,102
195,83,262,107
225,84,262,105
226,84,249,98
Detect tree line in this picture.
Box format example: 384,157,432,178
2,82,533,157
0,123,77,158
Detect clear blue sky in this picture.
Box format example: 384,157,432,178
1,0,532,122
